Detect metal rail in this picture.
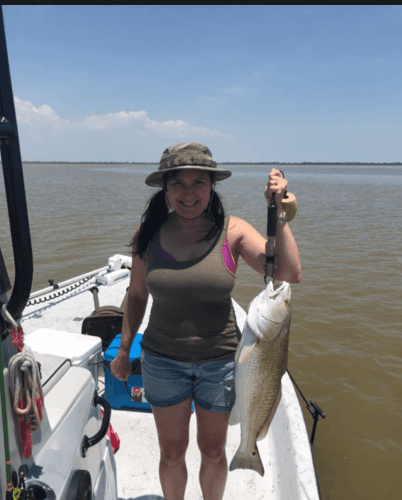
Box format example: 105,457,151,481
27,265,110,301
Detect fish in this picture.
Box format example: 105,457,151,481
229,279,291,477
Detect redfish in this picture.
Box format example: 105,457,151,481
229,280,291,476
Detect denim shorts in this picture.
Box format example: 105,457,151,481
140,350,236,413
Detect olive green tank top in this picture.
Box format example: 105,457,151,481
142,216,240,362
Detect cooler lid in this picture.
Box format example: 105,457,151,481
25,328,101,365
103,333,143,362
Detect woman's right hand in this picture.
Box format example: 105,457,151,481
110,353,131,382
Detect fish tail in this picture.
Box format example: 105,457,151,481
229,446,264,476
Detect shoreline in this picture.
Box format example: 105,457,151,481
14,161,402,166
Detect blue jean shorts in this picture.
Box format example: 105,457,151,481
140,350,236,413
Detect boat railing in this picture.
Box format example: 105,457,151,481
26,254,132,305
27,266,111,304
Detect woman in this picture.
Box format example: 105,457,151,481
111,142,301,500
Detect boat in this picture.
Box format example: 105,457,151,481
0,8,322,499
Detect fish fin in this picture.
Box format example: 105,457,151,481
257,387,282,441
229,402,239,426
236,323,259,364
229,446,264,476
236,341,258,364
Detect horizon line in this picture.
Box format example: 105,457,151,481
12,161,402,165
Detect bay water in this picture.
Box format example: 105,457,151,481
1,162,401,499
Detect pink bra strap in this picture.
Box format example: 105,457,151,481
222,238,236,273
158,238,236,273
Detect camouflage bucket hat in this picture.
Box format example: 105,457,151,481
145,142,232,187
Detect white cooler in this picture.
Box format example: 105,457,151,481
24,328,102,395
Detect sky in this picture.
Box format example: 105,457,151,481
2,5,402,163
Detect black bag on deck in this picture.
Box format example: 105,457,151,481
81,286,128,351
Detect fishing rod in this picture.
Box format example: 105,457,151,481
263,171,326,445
264,169,297,282
264,170,289,281
264,190,277,282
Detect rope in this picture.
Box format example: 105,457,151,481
1,304,44,459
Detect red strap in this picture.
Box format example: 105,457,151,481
101,409,120,453
9,325,24,352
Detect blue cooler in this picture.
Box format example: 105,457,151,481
103,333,152,412
104,333,195,413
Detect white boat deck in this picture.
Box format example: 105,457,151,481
21,268,320,500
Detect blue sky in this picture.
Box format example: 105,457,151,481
2,5,401,162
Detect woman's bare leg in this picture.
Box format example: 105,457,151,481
195,403,231,500
152,398,192,500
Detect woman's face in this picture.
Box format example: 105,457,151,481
165,169,212,220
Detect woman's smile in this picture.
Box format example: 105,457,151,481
179,200,198,207
166,169,212,218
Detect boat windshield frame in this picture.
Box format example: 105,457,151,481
0,7,34,336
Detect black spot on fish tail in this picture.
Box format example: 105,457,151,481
229,446,264,476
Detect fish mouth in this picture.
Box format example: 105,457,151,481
268,280,291,300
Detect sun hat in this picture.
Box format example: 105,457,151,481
145,142,232,187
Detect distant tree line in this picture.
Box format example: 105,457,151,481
15,161,402,165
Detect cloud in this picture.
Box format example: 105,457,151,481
83,109,232,140
15,97,65,125
15,97,232,140
82,110,148,130
13,96,235,160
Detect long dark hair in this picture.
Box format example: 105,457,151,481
130,172,226,260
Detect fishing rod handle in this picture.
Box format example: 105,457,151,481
265,196,277,281
267,194,277,238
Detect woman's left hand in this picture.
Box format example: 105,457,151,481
264,169,288,209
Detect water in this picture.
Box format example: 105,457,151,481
1,162,402,499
